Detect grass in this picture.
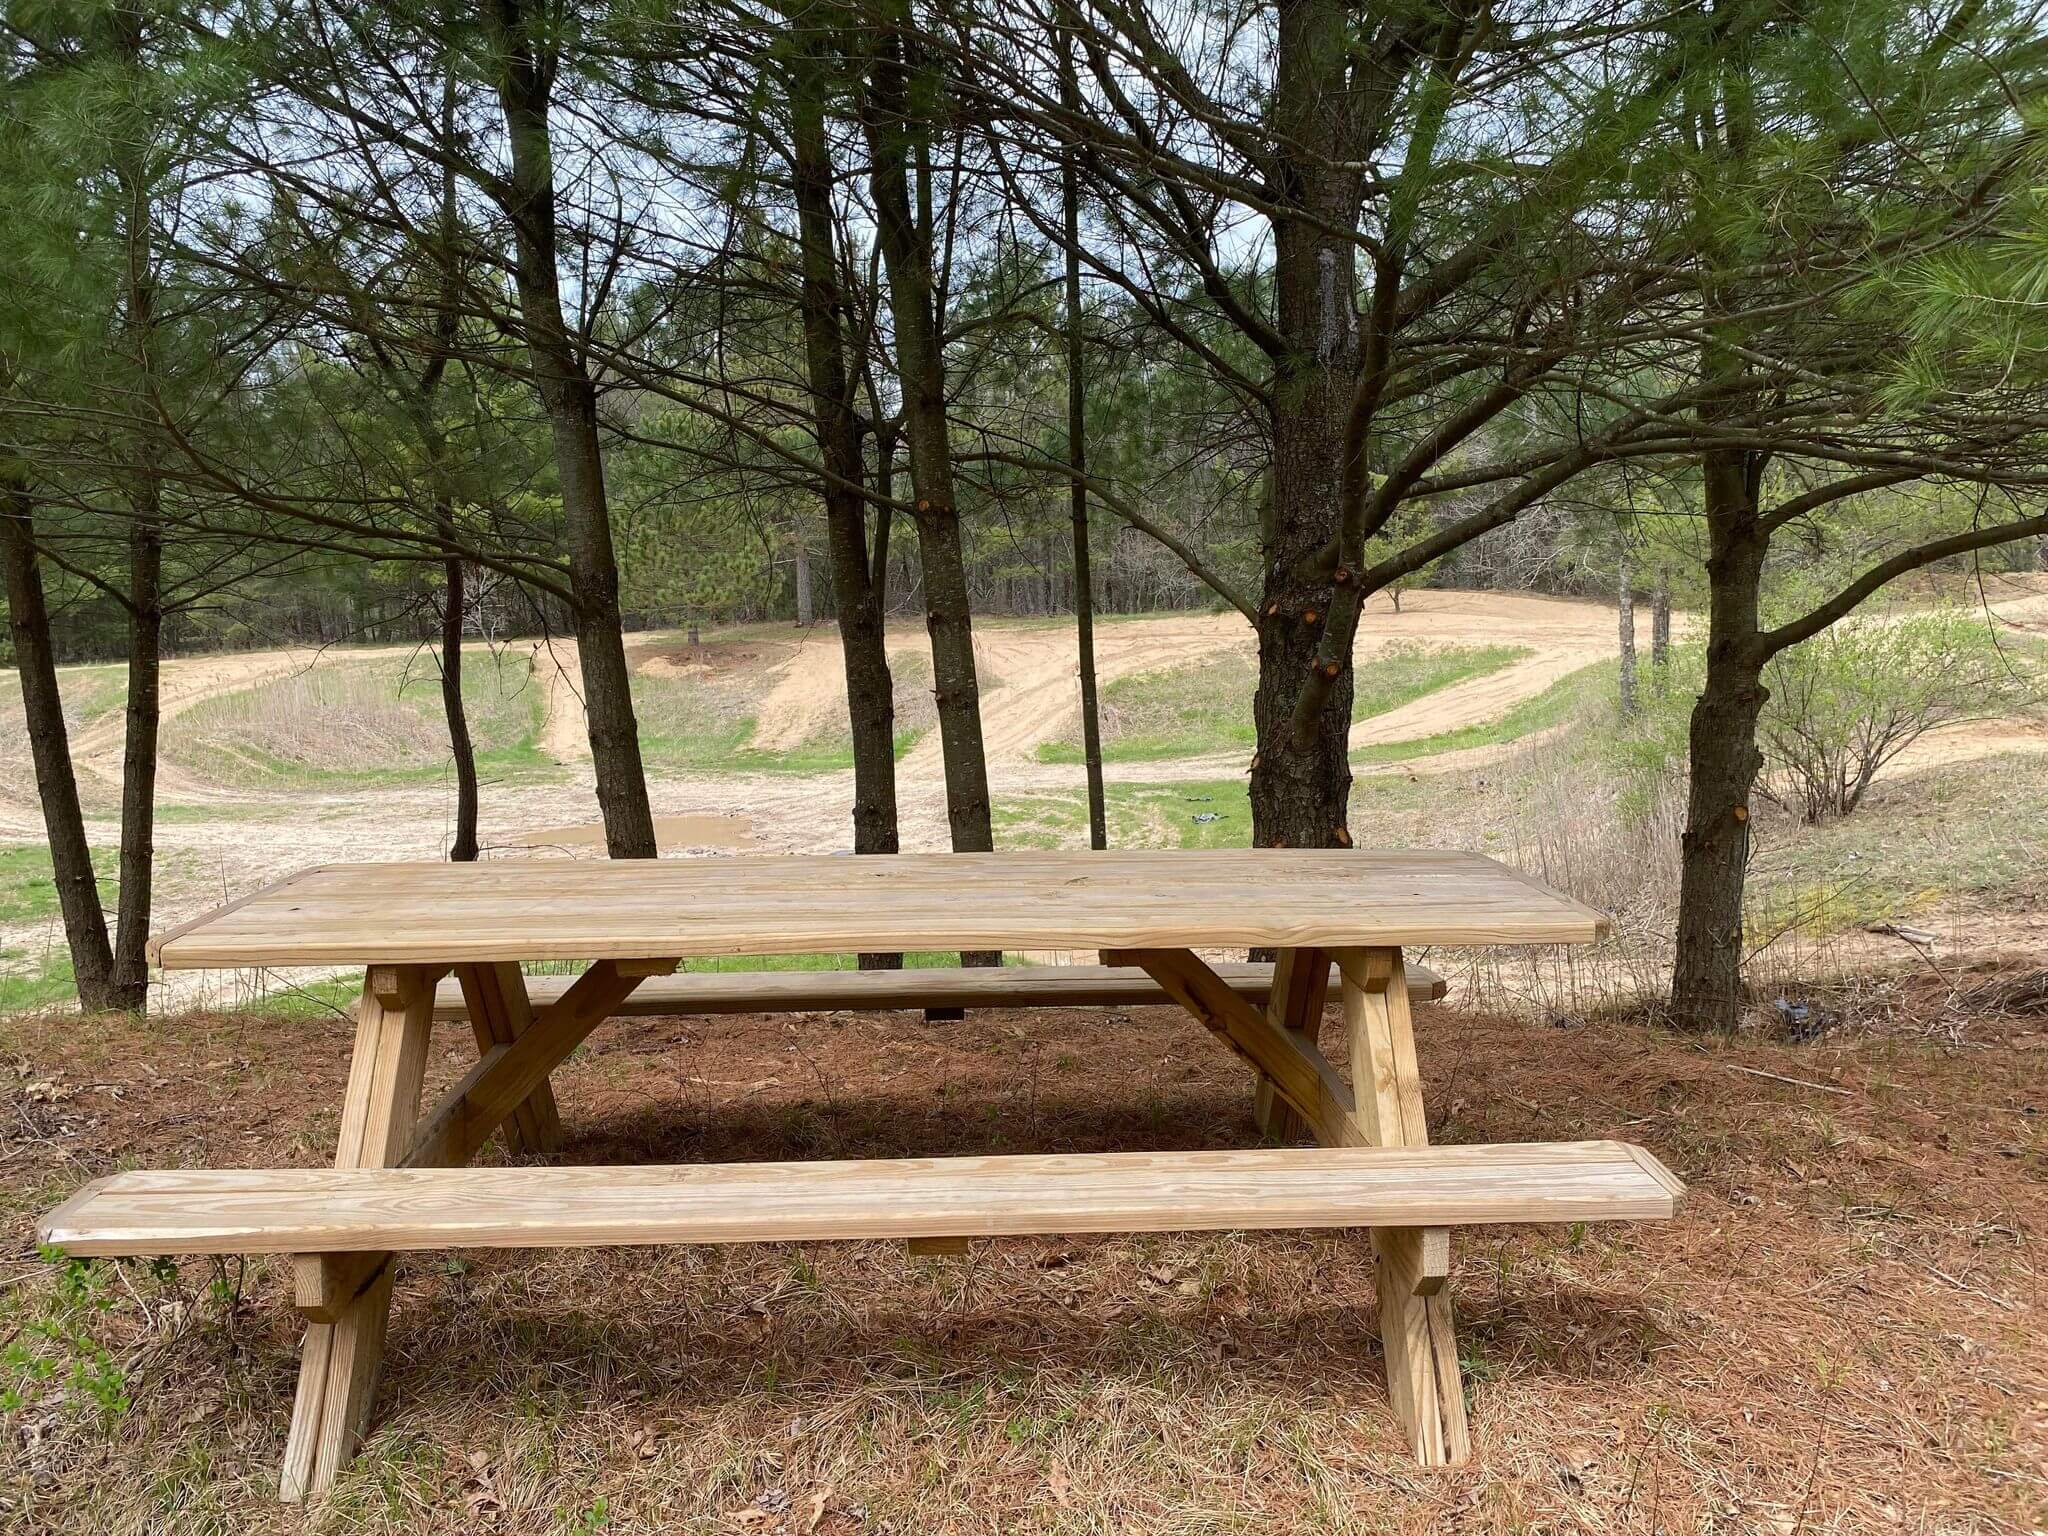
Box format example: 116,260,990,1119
0,946,74,1011
997,773,1444,852
635,649,935,775
1038,643,1527,765
0,846,65,925
166,650,554,789
1748,748,2048,935
1350,657,1610,764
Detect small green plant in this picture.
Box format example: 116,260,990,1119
555,1495,610,1533
2,1247,131,1423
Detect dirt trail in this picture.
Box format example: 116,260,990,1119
894,614,1250,779
10,589,2048,1015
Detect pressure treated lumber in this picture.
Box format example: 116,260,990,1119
424,960,1445,1023
1335,946,1470,1466
277,962,435,1502
146,850,1608,969
39,1142,1682,1255
453,963,561,1157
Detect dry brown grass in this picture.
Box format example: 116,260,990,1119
1,985,2043,1535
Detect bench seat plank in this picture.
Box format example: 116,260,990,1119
428,961,1444,1022
41,1142,1680,1256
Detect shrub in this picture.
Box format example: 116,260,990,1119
1757,608,2039,824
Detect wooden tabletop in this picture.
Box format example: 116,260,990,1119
147,849,1608,969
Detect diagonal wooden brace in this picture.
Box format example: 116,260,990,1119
454,963,562,1157
406,960,663,1171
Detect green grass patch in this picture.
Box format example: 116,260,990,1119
1038,643,1527,765
635,650,935,775
0,845,120,926
0,946,76,1012
1351,659,1611,765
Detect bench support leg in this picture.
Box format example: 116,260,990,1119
1253,947,1327,1143
455,963,562,1157
1336,946,1470,1466
279,962,438,1503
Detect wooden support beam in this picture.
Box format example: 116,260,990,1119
1254,948,1327,1142
454,964,562,1158
614,956,681,978
406,961,653,1172
279,962,437,1502
292,1252,388,1324
1102,947,1363,1148
906,1235,971,1257
1334,946,1469,1467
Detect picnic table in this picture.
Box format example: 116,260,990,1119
40,848,1681,1501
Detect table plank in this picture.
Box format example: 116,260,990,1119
41,1142,1680,1254
148,850,1607,969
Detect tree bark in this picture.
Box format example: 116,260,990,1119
786,32,902,967
486,0,656,860
112,510,160,1007
440,550,480,861
1670,448,1768,1031
109,101,160,1009
861,1,997,964
1651,564,1671,683
793,533,814,626
1061,31,1107,852
2,490,124,1011
1249,0,1364,851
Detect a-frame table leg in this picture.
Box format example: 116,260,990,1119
455,962,563,1157
1253,947,1327,1142
1336,945,1471,1465
279,963,438,1503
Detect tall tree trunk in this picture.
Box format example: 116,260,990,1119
108,29,160,1009
793,534,815,626
861,2,997,963
112,513,160,1007
1617,547,1637,719
1060,29,1106,851
440,549,480,860
487,0,656,859
1670,449,1769,1030
1250,0,1363,851
1651,565,1671,684
786,32,901,967
2,491,124,1011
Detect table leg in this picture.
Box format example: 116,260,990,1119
1253,947,1327,1142
455,963,563,1157
1337,946,1470,1466
279,963,437,1503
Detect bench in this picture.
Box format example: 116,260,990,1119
40,1142,1682,1256
109,850,1632,1495
426,959,1447,1024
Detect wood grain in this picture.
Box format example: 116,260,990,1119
148,850,1608,969
40,1143,1682,1255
